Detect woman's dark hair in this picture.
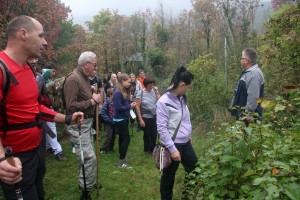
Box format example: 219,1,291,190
168,66,194,101
170,66,194,89
143,76,155,87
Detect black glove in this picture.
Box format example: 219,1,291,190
65,114,73,125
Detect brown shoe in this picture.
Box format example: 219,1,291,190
56,153,67,161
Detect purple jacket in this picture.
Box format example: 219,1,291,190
156,92,192,153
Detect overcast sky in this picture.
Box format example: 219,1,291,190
60,0,193,27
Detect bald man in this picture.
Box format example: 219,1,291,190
0,15,83,200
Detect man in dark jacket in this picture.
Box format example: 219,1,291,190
229,48,264,120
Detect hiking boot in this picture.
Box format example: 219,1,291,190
118,159,132,169
56,153,67,161
80,191,91,200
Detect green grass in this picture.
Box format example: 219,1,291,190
0,123,212,200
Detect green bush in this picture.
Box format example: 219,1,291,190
187,53,230,123
183,89,300,200
259,4,300,95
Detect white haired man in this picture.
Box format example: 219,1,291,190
63,51,101,200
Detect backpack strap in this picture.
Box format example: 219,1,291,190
0,59,19,97
0,60,39,139
0,59,19,139
61,72,79,113
171,98,184,141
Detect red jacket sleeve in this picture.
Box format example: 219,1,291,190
39,104,57,122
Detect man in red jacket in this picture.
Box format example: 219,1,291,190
0,15,83,200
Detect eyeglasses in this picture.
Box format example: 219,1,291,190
240,57,248,60
87,61,97,67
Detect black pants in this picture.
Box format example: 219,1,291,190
101,124,116,151
0,143,46,200
142,117,157,153
160,142,198,200
115,120,130,160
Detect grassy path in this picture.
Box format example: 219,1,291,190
1,124,209,200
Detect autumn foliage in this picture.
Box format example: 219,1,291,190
0,0,71,60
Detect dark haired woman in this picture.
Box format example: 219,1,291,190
156,66,198,200
135,76,160,153
113,74,136,168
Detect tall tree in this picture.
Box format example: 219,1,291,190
86,9,114,72
192,0,219,50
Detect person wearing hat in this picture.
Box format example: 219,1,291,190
42,67,67,161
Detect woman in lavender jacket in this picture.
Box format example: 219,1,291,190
156,66,198,200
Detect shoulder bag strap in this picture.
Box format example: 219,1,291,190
171,98,183,141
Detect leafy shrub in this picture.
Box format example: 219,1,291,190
259,4,300,95
187,53,230,123
183,89,300,200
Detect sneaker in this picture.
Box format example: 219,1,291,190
56,153,67,161
118,160,132,169
100,150,107,155
72,147,76,154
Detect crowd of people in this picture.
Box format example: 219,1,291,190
0,15,264,200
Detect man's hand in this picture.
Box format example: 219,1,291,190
0,158,22,184
171,150,181,162
92,93,101,104
70,112,84,125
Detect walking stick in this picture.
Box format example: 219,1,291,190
78,125,88,200
94,83,100,196
4,147,23,200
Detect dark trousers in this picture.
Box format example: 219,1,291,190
142,117,157,153
101,124,115,151
160,142,198,200
115,120,130,160
0,142,46,200
92,114,103,131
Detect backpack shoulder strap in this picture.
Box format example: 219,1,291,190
0,59,19,99
0,59,19,139
61,72,78,112
26,62,37,77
